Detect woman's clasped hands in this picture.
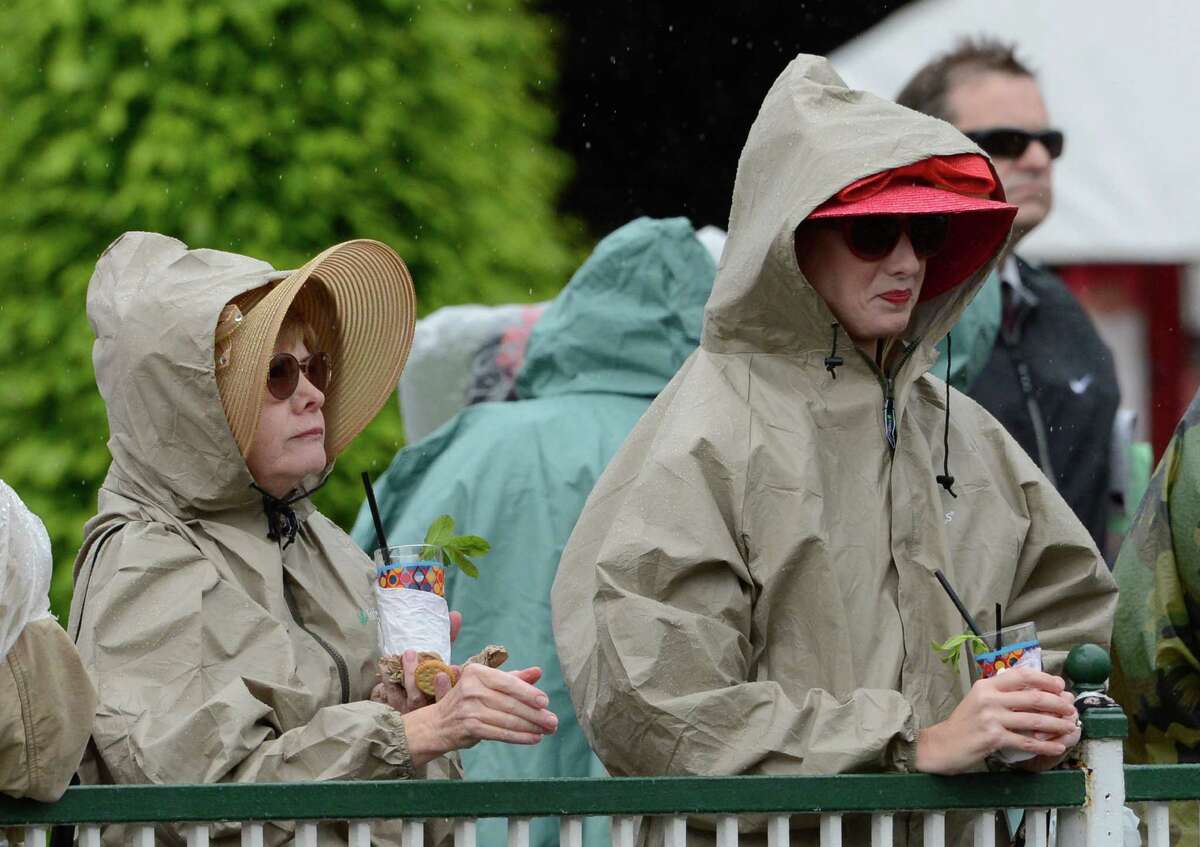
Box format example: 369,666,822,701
915,667,1080,774
374,611,559,767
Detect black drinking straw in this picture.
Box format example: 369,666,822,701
933,570,984,638
995,603,1003,651
360,471,392,566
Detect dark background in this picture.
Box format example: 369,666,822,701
547,1,911,235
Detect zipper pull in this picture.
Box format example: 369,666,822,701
1016,360,1036,395
883,376,897,449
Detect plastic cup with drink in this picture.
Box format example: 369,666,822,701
373,543,451,663
967,621,1044,763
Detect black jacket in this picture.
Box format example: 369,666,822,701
970,257,1120,553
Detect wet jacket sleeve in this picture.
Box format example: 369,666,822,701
554,398,917,779
0,618,97,801
77,523,414,788
1000,435,1119,674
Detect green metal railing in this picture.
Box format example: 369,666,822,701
0,773,1089,847
1125,764,1200,803
0,772,1088,824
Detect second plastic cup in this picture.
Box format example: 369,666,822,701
967,622,1043,763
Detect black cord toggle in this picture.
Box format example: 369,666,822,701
824,322,844,379
251,479,328,549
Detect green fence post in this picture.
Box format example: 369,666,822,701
1057,644,1128,847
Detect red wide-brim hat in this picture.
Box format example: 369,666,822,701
807,154,1018,301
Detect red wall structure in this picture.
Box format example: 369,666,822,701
1058,264,1188,458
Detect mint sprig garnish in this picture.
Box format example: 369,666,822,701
422,515,490,578
931,633,989,670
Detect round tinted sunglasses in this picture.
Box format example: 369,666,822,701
267,351,332,401
827,214,951,262
964,127,1064,161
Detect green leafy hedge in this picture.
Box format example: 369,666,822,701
0,0,582,620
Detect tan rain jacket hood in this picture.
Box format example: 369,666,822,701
68,232,443,846
552,56,1117,847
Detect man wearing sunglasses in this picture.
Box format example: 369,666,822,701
898,38,1120,556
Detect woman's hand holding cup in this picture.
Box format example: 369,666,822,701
369,611,464,713
915,667,1079,775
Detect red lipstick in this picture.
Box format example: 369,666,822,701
880,289,912,304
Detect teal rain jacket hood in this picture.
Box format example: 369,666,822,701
353,217,716,847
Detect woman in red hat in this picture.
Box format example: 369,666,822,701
793,152,1091,772
798,153,1018,362
552,55,1116,846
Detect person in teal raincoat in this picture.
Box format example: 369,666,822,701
930,270,1000,391
353,216,716,847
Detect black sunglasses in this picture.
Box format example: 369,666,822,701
825,214,951,262
964,127,1064,160
267,351,332,401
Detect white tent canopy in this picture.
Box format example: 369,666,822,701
829,1,1200,264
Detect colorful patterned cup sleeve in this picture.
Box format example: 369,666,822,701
973,639,1042,679
376,561,446,597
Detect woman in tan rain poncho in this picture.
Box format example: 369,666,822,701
0,480,95,802
552,56,1117,846
69,233,557,846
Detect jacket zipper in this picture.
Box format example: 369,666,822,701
997,281,1058,487
861,342,918,450
883,376,897,449
860,344,918,698
283,578,351,705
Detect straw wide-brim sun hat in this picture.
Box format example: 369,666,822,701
216,239,416,459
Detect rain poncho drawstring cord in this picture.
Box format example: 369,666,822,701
824,322,843,378
936,333,957,497
251,479,328,548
